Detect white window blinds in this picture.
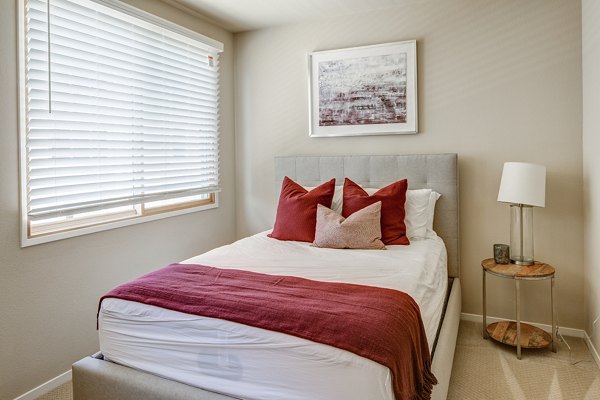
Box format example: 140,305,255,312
24,0,223,221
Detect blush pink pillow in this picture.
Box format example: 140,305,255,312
269,177,336,242
313,202,386,250
342,178,409,245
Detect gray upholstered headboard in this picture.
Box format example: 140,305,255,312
274,154,459,278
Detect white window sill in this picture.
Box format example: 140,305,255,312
20,195,219,247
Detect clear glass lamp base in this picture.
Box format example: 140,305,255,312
509,204,535,266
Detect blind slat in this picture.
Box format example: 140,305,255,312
28,39,219,89
30,180,219,208
27,73,220,107
28,27,217,81
28,106,218,126
27,58,220,101
28,129,217,142
29,164,218,180
25,0,222,219
30,173,218,197
29,155,217,169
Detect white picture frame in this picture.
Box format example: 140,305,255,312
309,40,418,137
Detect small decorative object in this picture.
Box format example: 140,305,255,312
493,244,510,264
309,40,417,137
497,162,546,265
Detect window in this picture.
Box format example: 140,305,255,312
18,0,224,246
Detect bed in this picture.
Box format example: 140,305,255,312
73,154,461,400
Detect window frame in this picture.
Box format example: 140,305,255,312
17,0,222,247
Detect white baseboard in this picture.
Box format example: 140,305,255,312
584,331,600,369
460,312,585,338
13,370,71,400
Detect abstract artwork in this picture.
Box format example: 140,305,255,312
309,41,417,137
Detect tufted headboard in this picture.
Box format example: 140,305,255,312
274,154,460,278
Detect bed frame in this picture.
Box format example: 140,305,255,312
73,154,461,400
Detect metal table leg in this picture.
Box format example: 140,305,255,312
483,269,488,339
551,276,557,352
516,279,521,360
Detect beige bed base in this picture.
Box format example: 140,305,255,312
73,154,461,400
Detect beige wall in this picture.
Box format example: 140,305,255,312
234,0,583,329
583,0,600,349
0,1,235,398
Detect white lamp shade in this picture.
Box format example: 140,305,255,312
497,162,546,207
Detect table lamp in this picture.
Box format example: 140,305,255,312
497,162,546,265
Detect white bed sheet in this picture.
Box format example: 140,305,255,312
99,232,448,400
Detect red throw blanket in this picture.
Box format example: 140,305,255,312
100,264,437,400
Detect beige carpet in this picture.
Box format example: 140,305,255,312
36,320,600,400
35,381,71,400
448,320,600,400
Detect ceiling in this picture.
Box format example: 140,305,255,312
162,0,430,33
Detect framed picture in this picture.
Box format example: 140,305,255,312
309,40,417,137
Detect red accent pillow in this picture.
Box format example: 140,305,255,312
269,177,336,242
342,178,410,245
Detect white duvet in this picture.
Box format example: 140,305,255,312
99,232,448,400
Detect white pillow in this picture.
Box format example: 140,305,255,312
426,191,441,238
364,187,431,239
304,185,343,213
305,183,440,240
406,189,432,239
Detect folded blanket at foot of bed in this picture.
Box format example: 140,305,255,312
99,263,437,400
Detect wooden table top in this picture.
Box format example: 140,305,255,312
481,258,555,278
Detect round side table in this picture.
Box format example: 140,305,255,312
481,258,557,359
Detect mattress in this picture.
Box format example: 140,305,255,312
99,232,448,400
